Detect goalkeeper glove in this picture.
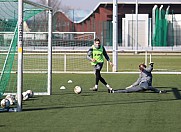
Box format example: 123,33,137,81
149,62,154,66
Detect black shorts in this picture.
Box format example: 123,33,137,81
94,62,104,71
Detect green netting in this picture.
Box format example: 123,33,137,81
0,27,17,97
103,21,113,46
0,0,46,98
152,8,168,47
163,8,169,47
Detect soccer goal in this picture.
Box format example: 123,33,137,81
0,0,52,111
51,31,96,73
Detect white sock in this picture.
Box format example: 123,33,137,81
106,84,112,90
106,84,110,88
95,85,98,89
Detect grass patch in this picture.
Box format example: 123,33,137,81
0,73,181,132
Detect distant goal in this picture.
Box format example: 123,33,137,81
52,32,96,50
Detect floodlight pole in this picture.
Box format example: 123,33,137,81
135,0,138,54
17,0,23,112
112,0,118,72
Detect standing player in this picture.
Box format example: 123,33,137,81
87,38,113,91
109,62,167,93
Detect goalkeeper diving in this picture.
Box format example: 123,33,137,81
108,62,167,93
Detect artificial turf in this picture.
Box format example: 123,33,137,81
0,73,180,132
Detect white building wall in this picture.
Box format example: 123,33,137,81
123,14,149,48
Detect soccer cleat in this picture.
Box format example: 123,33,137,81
107,85,113,91
159,90,167,94
90,87,98,91
108,89,114,93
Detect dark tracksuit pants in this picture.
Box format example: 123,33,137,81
114,82,160,93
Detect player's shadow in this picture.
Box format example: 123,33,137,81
23,97,176,112
0,125,5,127
148,87,181,100
54,90,105,95
171,88,181,100
153,86,181,95
23,86,181,112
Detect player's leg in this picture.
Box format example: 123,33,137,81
148,86,160,93
90,63,112,91
112,85,144,93
97,63,113,90
148,86,167,93
90,64,101,91
95,69,113,89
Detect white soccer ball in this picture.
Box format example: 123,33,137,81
5,94,12,99
74,86,82,94
22,92,29,101
1,99,10,108
26,90,34,98
5,94,16,105
6,97,14,105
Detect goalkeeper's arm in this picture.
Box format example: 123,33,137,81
149,62,154,67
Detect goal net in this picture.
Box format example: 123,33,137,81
52,32,96,73
0,0,52,99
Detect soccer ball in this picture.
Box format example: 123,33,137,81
74,86,82,94
5,94,16,105
26,90,34,98
22,92,29,101
1,99,10,108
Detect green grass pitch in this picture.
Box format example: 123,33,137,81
0,73,181,132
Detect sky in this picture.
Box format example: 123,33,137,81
61,0,181,11
31,0,181,11
61,0,111,10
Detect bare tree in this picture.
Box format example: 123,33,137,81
37,0,71,13
32,0,73,32
35,0,59,13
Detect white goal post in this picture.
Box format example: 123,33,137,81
17,0,52,112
